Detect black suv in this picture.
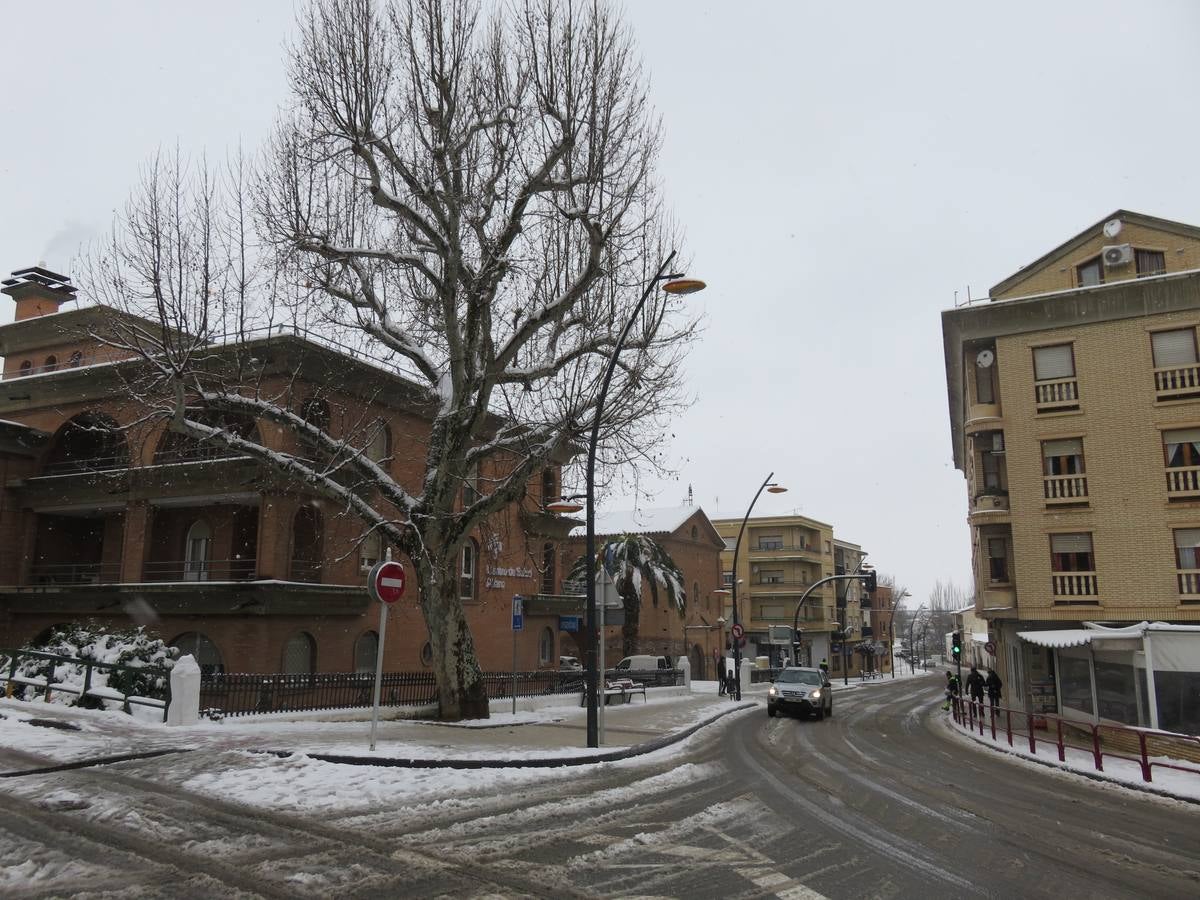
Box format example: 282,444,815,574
767,666,833,720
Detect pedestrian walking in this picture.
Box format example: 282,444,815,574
717,653,727,695
965,665,985,717
943,670,961,711
985,668,1003,710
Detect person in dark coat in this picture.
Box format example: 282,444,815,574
943,670,961,711
985,668,1003,709
965,665,985,716
717,654,727,695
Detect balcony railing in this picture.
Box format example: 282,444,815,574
28,561,121,585
289,560,323,583
1177,569,1200,601
1052,572,1098,598
1034,377,1079,412
1154,364,1200,400
1165,466,1200,499
39,454,130,477
142,559,258,582
1043,474,1088,504
748,542,821,555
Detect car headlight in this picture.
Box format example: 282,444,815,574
810,689,821,699
768,686,777,697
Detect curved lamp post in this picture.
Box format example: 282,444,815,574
579,253,705,747
729,474,788,701
884,588,911,679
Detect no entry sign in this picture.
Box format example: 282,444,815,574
731,623,745,640
368,560,406,605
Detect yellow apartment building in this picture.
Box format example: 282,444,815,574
711,514,837,667
942,210,1200,735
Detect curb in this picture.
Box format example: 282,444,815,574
0,748,193,779
944,715,1200,807
276,702,758,770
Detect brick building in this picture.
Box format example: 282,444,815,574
563,506,725,678
0,267,579,676
942,211,1200,734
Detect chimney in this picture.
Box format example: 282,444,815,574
1,266,77,321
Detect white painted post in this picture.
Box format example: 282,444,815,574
739,659,753,697
676,656,691,689
1143,629,1160,730
166,654,200,726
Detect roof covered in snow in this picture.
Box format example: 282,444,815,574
569,506,713,540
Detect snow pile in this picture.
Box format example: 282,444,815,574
2,624,175,710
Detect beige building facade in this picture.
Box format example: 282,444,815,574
942,211,1200,735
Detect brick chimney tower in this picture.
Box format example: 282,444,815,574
1,266,77,321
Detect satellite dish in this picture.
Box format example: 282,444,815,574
1103,218,1123,238
976,349,995,368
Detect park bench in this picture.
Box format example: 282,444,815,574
579,678,647,706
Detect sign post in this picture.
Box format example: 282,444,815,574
367,560,406,751
512,595,524,716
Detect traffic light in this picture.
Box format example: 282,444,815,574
862,569,877,592
951,632,962,661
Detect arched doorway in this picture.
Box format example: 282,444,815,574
290,506,323,582
691,643,706,680
283,632,316,673
170,632,224,675
184,520,212,581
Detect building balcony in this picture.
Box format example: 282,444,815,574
1166,466,1200,500
969,492,1010,522
142,559,258,583
747,542,822,560
1155,364,1200,401
1052,572,1098,599
981,584,1016,611
1177,569,1200,603
1034,377,1079,413
964,403,1002,433
27,561,121,585
1043,474,1088,505
749,578,822,595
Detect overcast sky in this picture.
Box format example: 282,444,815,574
3,1,1199,607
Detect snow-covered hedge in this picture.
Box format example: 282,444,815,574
2,623,176,709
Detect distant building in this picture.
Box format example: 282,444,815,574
564,506,725,678
942,211,1200,734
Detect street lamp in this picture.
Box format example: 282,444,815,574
729,474,788,701
886,588,911,679
582,253,704,747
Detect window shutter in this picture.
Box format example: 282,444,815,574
1042,438,1083,458
1175,529,1200,550
1163,428,1200,445
1050,533,1092,554
1033,345,1075,380
1152,329,1197,367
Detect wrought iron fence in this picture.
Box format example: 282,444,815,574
200,667,682,717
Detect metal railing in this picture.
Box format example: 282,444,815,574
143,559,258,582
200,667,682,717
749,543,821,554
1,648,171,721
950,696,1200,785
28,561,122,585
289,560,323,583
39,453,130,476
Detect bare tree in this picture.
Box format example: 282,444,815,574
81,0,696,720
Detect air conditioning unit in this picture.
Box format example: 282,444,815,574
991,432,1005,454
1102,243,1133,267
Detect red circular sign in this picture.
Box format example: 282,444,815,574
369,561,406,604
731,623,745,639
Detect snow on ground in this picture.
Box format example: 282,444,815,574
942,710,1200,805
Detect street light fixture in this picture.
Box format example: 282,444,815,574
729,474,787,701
582,252,704,748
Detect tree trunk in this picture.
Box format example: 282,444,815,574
416,552,490,721
621,587,640,658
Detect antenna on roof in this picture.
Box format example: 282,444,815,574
685,484,694,506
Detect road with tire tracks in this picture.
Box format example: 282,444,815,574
1,673,1198,898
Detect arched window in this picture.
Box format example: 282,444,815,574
290,506,323,582
18,360,31,376
366,419,391,464
170,632,224,675
539,626,555,666
541,468,556,503
693,582,699,610
459,539,477,600
283,632,316,673
354,631,379,673
420,641,433,667
68,350,83,368
44,412,128,475
541,543,556,594
691,525,698,540
43,355,57,372
184,520,212,581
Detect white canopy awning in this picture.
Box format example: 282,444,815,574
970,632,989,644
1018,623,1149,648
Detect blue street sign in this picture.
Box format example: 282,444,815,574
558,615,582,632
512,594,524,631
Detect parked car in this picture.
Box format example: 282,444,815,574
615,655,672,671
559,656,583,671
767,666,833,720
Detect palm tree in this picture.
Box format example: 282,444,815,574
568,534,687,657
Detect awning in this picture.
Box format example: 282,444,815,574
1018,623,1149,648
970,632,989,644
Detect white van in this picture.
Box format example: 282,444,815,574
614,655,672,671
